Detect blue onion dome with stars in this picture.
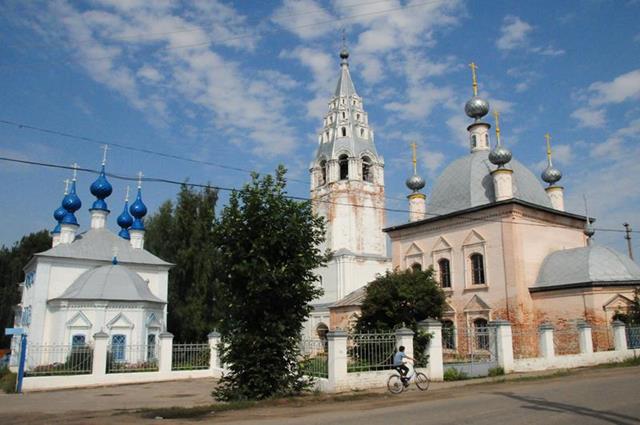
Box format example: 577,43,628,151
129,176,147,231
89,165,113,211
117,198,133,240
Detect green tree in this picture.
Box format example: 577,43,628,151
355,267,447,366
145,185,220,342
213,166,327,401
0,230,52,348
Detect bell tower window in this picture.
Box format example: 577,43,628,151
320,160,327,185
339,154,349,180
362,156,372,182
341,127,347,137
471,135,477,148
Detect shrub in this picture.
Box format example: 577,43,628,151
0,367,16,393
443,368,469,381
488,366,505,377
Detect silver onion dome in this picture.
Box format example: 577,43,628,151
406,174,426,192
541,165,562,185
465,96,489,120
489,145,512,167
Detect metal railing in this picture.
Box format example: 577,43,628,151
25,344,93,376
511,326,540,359
553,327,580,355
347,332,395,373
172,343,210,371
299,339,328,378
107,344,158,373
627,326,640,349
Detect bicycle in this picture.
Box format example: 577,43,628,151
387,362,430,394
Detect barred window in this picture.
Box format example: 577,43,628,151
72,334,86,347
471,253,485,285
438,259,451,288
474,319,489,350
112,334,126,362
442,320,456,349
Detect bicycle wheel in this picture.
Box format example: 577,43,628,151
387,374,404,394
415,372,430,391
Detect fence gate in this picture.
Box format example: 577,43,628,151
443,326,498,378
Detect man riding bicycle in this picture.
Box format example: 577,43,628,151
393,346,414,386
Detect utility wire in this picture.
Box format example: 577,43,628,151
1,155,637,235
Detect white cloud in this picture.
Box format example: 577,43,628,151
271,0,335,40
446,114,470,148
496,16,533,50
553,144,573,165
588,69,640,106
420,150,445,178
137,65,162,82
571,107,606,128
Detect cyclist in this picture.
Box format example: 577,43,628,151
393,346,414,386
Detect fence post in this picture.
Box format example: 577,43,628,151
489,320,514,373
577,321,593,354
158,332,173,373
208,331,221,371
327,330,348,391
92,331,109,376
538,323,555,358
612,320,628,351
418,319,443,381
395,327,414,357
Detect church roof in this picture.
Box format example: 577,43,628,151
330,286,367,308
334,60,357,98
52,264,164,303
35,228,171,266
532,245,640,291
428,150,552,215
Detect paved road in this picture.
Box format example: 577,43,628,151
0,367,638,424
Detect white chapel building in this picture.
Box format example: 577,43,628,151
12,159,171,363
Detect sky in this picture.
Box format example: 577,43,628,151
0,0,639,256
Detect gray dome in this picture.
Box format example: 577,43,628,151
406,174,426,192
54,264,164,303
541,165,562,185
489,145,512,167
428,150,552,215
534,245,640,289
465,96,489,120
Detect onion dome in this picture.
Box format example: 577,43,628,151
52,204,66,234
117,193,133,240
489,145,512,167
584,219,595,239
406,174,426,192
465,96,489,120
541,165,562,185
488,111,512,167
129,187,147,231
62,180,82,213
89,165,113,211
541,133,562,186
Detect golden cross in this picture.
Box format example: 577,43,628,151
411,141,417,175
101,144,109,166
493,110,501,145
137,171,143,189
469,62,478,96
71,163,78,181
63,179,70,195
545,133,552,162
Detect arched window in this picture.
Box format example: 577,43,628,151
339,154,349,180
319,160,327,185
474,319,489,350
356,113,360,120
71,334,86,347
316,323,329,340
471,134,477,148
470,254,485,285
411,262,422,272
341,127,347,137
438,258,451,288
485,134,489,145
342,111,346,119
442,320,456,349
360,128,365,137
362,156,372,182
147,334,157,360
111,334,126,362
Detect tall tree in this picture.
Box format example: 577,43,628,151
213,166,327,401
0,230,52,348
145,185,220,342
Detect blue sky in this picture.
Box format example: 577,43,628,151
0,0,639,255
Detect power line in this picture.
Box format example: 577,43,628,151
1,155,638,235
0,0,449,68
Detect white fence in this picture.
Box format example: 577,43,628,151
21,332,224,392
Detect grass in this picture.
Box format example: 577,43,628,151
0,367,16,393
593,355,640,368
443,368,469,381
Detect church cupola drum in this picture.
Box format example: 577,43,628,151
310,46,386,258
